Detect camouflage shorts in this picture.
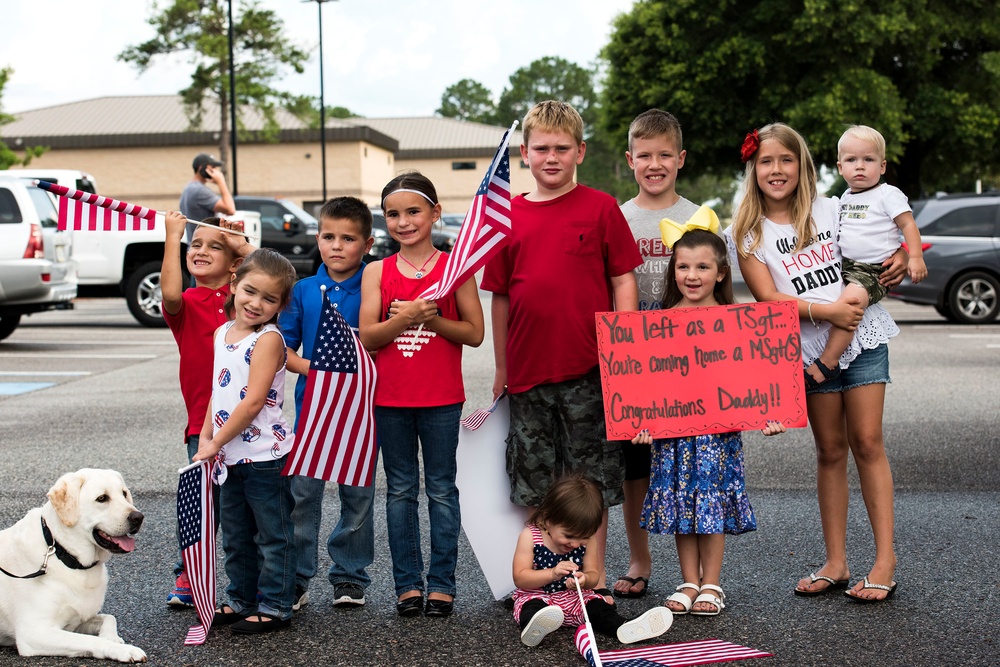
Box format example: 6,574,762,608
506,369,625,507
842,257,888,305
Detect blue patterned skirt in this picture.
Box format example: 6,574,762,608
640,432,756,535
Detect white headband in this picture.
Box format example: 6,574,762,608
383,188,437,207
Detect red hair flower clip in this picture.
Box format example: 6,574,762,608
740,129,760,163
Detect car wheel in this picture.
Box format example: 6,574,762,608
125,260,169,328
947,271,1000,324
0,313,22,341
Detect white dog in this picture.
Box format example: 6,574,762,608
0,469,146,662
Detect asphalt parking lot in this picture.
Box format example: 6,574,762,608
0,295,997,666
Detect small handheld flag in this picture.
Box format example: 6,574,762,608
282,287,378,485
35,180,157,232
177,460,216,645
418,121,516,302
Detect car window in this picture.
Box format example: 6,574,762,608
920,203,999,237
371,212,388,231
244,201,285,231
0,189,23,224
26,187,59,228
76,177,97,194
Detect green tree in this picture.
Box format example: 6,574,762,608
496,56,597,129
437,79,496,124
600,0,1000,197
119,0,310,178
0,68,46,170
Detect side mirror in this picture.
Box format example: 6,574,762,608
282,214,303,234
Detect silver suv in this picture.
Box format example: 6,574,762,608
0,176,77,340
889,192,1000,323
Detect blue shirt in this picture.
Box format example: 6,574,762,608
278,262,365,429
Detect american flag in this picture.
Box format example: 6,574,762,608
282,289,378,486
177,461,216,646
460,390,506,431
418,121,517,301
575,626,773,667
34,180,157,232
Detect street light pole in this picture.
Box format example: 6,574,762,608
227,0,238,194
304,0,337,202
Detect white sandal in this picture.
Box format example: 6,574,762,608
664,582,700,615
689,584,725,616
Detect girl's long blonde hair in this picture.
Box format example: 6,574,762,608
731,123,818,257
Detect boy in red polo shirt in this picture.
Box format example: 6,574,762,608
161,210,251,606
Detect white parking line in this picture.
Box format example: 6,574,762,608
6,340,175,346
948,334,1000,339
0,371,91,376
0,353,159,359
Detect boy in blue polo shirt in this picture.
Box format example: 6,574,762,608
279,197,375,609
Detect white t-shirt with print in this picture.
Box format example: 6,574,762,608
838,183,910,263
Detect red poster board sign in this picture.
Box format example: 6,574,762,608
596,301,808,440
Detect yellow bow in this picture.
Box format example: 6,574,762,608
659,205,721,250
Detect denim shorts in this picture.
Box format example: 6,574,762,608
807,343,891,395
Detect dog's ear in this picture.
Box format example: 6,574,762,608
47,472,84,527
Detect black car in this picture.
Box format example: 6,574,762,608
889,192,1000,323
234,196,320,278
366,209,459,262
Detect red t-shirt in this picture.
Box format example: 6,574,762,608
163,285,231,439
481,185,642,393
374,254,465,408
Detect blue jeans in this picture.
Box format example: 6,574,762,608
174,434,220,577
220,457,297,620
289,475,376,590
377,404,462,598
807,343,891,395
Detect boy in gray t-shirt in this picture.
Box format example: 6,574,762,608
613,109,699,601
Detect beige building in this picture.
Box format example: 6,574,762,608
1,95,531,214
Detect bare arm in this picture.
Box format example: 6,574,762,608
193,331,284,461
610,271,639,311
425,277,484,347
358,262,435,351
161,211,188,316
285,347,310,376
491,293,509,398
207,166,236,216
895,212,927,283
879,246,909,287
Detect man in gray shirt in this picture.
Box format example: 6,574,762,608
180,153,236,242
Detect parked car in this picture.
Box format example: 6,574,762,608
365,209,459,262
0,176,77,340
889,192,1000,323
232,195,320,278
440,213,465,230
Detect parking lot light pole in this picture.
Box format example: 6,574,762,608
304,0,338,201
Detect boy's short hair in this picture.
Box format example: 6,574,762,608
628,109,683,152
319,196,373,238
522,100,584,146
838,125,886,161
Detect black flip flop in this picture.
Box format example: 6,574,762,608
804,359,841,389
794,573,850,597
613,576,649,599
844,577,898,603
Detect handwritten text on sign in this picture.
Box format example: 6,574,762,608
596,301,807,440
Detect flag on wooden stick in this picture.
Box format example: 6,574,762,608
282,287,378,486
35,180,158,232
418,121,516,301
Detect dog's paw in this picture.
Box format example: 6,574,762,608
105,643,147,663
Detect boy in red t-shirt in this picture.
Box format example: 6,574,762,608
161,210,250,606
481,101,641,598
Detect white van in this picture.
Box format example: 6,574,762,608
9,169,260,327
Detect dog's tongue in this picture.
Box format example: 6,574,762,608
109,534,136,552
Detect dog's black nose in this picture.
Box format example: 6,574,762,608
128,511,144,533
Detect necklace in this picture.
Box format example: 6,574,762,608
398,250,438,278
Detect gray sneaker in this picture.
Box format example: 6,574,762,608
332,582,366,607
292,586,309,612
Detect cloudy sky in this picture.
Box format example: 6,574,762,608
1,0,635,118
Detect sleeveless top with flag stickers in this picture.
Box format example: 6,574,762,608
210,321,293,483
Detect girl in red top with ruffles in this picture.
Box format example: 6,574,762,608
359,172,484,618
